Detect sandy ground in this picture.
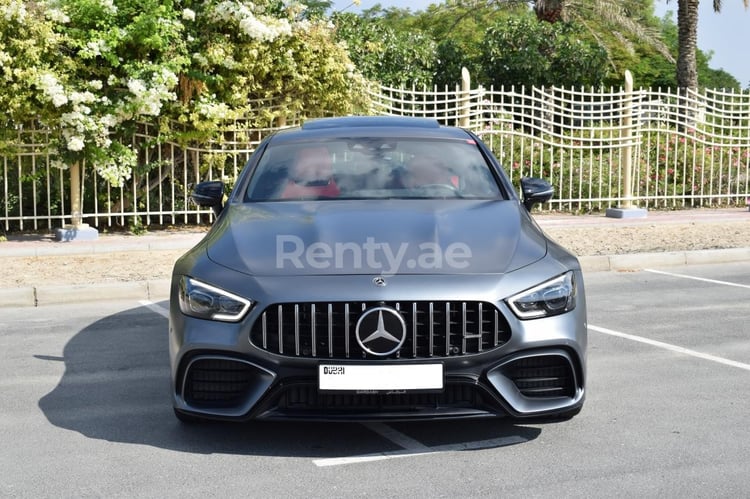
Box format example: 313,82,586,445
1,218,749,288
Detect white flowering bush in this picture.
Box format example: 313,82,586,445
0,0,369,226
176,0,369,130
0,1,64,138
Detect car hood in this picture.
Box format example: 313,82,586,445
205,200,547,276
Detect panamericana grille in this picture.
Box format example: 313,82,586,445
250,301,511,359
505,355,576,398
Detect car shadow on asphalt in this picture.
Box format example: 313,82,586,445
38,302,543,457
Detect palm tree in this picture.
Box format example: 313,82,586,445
674,0,748,90
533,0,566,23
443,0,674,77
532,0,675,64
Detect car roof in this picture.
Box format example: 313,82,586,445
269,116,472,143
303,116,441,130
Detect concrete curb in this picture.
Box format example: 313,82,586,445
578,247,750,272
1,235,204,257
1,279,171,308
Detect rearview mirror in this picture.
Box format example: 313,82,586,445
191,181,224,216
520,177,554,211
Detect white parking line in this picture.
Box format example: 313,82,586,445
364,422,431,451
313,434,528,467
139,300,169,318
644,269,750,289
589,324,750,372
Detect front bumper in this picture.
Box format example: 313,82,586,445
170,301,586,422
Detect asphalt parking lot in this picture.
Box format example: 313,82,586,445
1,261,748,498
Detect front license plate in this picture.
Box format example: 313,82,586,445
319,364,443,391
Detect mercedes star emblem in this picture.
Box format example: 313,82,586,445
355,306,407,356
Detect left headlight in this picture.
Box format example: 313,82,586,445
178,276,253,322
506,271,577,320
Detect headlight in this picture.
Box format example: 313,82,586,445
506,271,576,319
178,277,253,322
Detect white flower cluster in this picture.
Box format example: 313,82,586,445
1,0,26,22
182,8,196,21
59,89,113,152
96,149,137,187
35,68,141,187
211,1,292,41
196,97,231,121
80,39,108,59
127,68,178,116
97,0,117,15
43,6,69,24
37,72,69,108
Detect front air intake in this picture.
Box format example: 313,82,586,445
503,354,577,398
182,358,255,407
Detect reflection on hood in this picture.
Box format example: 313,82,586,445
206,200,547,276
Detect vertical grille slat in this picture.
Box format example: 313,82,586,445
429,302,435,357
311,303,316,358
251,301,511,360
328,303,333,358
478,302,484,353
344,303,350,359
294,304,300,356
277,305,283,355
462,302,467,355
262,313,267,349
445,302,451,357
412,302,418,358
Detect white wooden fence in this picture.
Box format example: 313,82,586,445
3,75,750,231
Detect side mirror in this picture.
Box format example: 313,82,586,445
191,181,225,216
520,177,553,211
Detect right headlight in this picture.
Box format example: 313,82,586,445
506,271,577,320
178,276,253,322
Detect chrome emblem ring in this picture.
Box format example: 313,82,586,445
355,306,406,356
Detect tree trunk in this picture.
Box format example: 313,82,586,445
534,0,565,23
676,0,699,90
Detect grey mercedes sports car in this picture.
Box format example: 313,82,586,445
169,116,587,422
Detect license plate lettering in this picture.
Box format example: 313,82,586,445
322,366,345,375
319,364,443,391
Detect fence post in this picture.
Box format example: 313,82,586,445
606,70,647,219
459,67,471,128
54,161,99,240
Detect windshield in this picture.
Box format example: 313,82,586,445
244,137,504,201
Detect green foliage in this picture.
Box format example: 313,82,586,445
128,216,148,235
480,14,608,88
0,1,64,122
332,12,436,87
0,0,368,190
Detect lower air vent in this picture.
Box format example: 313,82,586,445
182,358,255,407
504,355,576,398
274,382,494,414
